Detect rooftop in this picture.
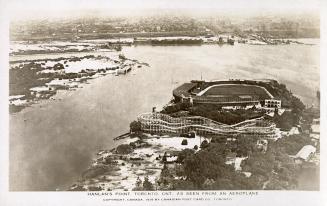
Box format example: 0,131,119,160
172,82,197,97
295,145,316,161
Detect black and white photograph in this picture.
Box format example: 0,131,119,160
0,0,325,205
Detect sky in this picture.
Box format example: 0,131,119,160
1,0,321,20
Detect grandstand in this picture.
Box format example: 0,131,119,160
173,79,280,107
137,112,277,138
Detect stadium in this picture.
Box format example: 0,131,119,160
136,79,281,138
173,79,281,108
137,112,277,138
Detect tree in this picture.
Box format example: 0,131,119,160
130,121,142,133
181,139,188,145
116,144,133,154
161,102,191,114
272,134,313,155
132,177,143,191
136,177,142,187
236,136,257,156
242,152,275,177
211,136,227,144
162,152,167,162
160,164,173,186
177,149,195,163
200,140,209,149
188,104,262,125
143,176,154,190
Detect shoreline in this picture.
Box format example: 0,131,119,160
9,51,149,114
69,132,206,191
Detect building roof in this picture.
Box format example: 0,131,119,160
311,124,320,134
310,133,320,140
295,145,316,161
173,83,197,97
313,118,320,124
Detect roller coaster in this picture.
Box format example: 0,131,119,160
137,112,277,138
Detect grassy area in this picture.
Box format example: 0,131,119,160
202,84,271,100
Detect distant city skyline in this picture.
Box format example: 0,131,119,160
4,0,320,20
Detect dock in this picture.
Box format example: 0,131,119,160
113,132,130,141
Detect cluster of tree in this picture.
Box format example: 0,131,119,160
157,164,175,188
271,134,313,155
133,176,155,191
161,102,192,114
164,131,302,190
12,57,66,65
173,143,261,190
183,145,230,188
265,82,305,112
10,62,49,95
129,139,151,149
99,44,122,51
11,60,98,90
38,71,96,80
53,63,65,70
176,149,195,164
242,152,275,177
188,104,263,125
116,144,133,154
240,134,311,190
67,55,95,62
130,120,142,133
263,82,306,130
241,148,299,189
200,139,209,149
119,54,126,60
273,111,299,130
235,136,259,156
301,107,320,124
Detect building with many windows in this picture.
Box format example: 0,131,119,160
264,99,281,108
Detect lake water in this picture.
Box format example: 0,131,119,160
9,42,319,191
